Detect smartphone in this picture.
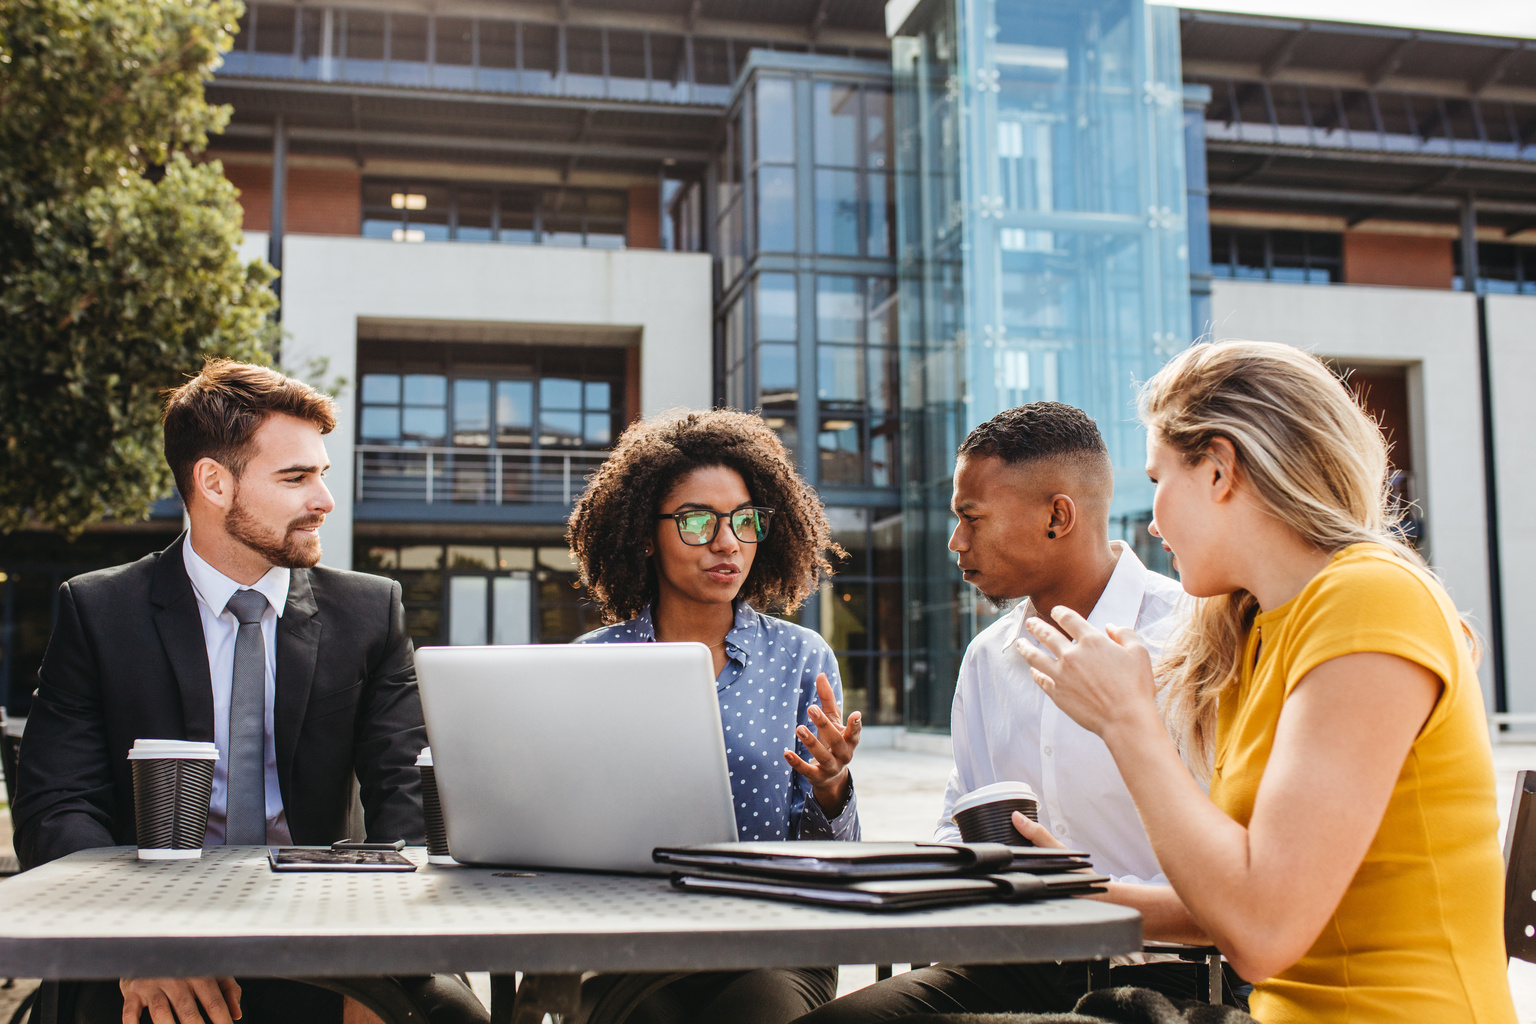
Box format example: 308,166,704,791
268,847,417,872
331,839,408,852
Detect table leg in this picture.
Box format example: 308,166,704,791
490,972,582,1024
37,980,60,1024
1086,960,1110,991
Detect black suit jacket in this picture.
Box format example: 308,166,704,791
13,535,427,869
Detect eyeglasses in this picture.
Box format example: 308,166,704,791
656,507,776,546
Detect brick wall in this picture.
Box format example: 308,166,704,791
219,162,361,236
1343,232,1454,289
627,185,660,249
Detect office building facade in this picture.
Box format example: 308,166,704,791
2,0,1533,735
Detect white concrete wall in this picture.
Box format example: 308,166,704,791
1487,295,1536,715
239,232,714,569
1209,280,1496,701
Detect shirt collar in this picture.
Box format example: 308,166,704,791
182,536,291,620
634,599,757,663
1002,540,1148,652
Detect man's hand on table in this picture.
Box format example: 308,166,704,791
783,672,863,815
120,977,241,1024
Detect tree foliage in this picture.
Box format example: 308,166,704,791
0,0,276,535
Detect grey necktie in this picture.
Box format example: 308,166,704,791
224,589,270,846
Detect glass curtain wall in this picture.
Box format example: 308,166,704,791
712,53,905,724
892,0,1190,728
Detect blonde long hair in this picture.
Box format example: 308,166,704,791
1142,340,1448,779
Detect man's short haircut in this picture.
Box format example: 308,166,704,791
957,401,1110,469
163,359,337,504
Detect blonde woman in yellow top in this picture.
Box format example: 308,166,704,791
1015,340,1516,1023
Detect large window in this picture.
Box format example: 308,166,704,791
755,78,797,254
813,83,894,258
362,180,627,248
358,370,616,451
357,543,599,647
820,508,903,725
815,275,898,487
1455,241,1536,295
1209,227,1342,284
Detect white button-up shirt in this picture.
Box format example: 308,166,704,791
182,540,293,845
935,542,1188,885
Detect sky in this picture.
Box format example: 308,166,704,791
1157,0,1536,40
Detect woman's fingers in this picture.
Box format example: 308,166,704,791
797,724,838,770
1012,810,1065,849
1048,605,1093,640
1022,617,1070,657
815,673,841,721
1014,638,1060,680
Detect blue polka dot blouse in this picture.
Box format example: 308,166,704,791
575,600,860,842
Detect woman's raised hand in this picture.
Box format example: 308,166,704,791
1014,607,1160,739
784,672,862,814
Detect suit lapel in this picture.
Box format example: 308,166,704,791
150,535,216,743
275,569,322,803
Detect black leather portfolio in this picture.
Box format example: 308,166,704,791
653,841,1093,880
668,868,1110,911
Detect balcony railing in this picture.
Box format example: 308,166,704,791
355,444,607,505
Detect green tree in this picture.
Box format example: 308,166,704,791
0,0,276,535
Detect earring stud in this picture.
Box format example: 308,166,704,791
1047,530,1056,539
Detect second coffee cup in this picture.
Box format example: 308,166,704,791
952,780,1039,846
128,739,219,860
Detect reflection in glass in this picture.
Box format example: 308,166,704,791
757,274,798,342
541,378,582,410
404,374,446,405
447,546,496,569
496,381,533,446
360,407,400,442
815,83,860,167
759,344,798,408
866,173,892,258
584,381,611,409
584,413,611,446
448,576,488,645
757,166,796,253
816,169,861,255
818,419,864,485
818,346,865,402
540,411,583,447
757,79,796,163
361,373,400,404
493,576,532,645
402,407,447,443
816,276,863,343
452,380,490,446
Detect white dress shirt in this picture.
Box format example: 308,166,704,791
182,540,293,845
935,542,1190,886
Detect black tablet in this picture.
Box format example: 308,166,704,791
267,847,418,872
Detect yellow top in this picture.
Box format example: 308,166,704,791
1208,543,1515,1023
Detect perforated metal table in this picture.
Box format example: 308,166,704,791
0,847,1141,1022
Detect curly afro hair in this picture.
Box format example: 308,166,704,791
567,409,841,625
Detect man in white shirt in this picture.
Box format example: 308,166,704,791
793,403,1240,1022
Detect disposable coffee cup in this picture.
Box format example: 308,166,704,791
952,781,1039,846
417,747,454,865
128,739,219,860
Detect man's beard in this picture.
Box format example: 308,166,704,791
226,491,324,569
972,586,1018,613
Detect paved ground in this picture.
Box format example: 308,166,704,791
4,741,1536,1019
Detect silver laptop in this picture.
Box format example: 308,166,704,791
414,642,738,873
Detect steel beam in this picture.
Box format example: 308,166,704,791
222,122,711,163
1367,34,1416,86
1209,182,1536,217
1261,25,1309,79
211,76,725,118
1205,139,1536,177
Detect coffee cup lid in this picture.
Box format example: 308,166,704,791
951,780,1037,816
416,746,433,767
128,739,220,760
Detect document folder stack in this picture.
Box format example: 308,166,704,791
653,841,1108,911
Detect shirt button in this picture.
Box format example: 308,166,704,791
1043,745,1053,756
1055,824,1067,835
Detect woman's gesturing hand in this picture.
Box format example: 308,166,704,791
1013,606,1160,739
784,672,862,814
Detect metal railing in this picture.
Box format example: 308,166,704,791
355,444,607,506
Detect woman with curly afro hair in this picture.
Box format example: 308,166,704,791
569,409,863,1024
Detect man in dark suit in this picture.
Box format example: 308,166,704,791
12,360,475,1024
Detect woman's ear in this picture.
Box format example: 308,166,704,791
1205,437,1239,502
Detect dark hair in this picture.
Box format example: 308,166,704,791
957,401,1109,468
163,359,337,503
567,409,840,624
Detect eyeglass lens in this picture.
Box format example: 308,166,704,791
675,509,768,545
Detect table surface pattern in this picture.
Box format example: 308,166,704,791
0,847,1142,979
